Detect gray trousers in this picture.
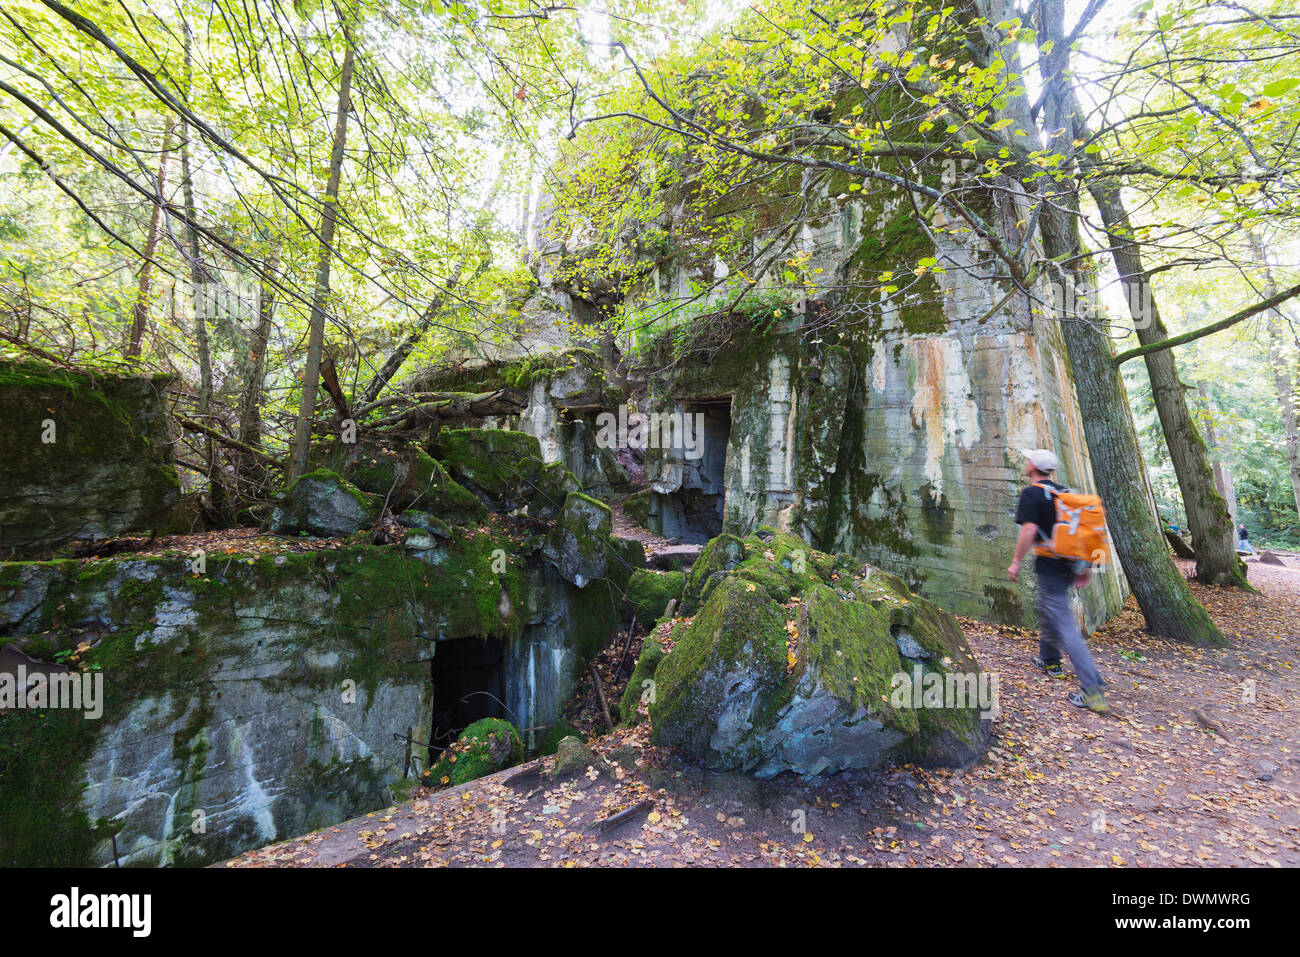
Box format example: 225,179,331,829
1036,573,1103,695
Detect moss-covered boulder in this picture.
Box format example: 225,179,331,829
538,719,584,756
431,428,555,514
530,461,580,523
682,533,746,613
313,437,485,523
544,492,612,587
649,532,992,777
626,568,684,622
270,468,376,537
622,489,652,529
0,361,180,556
423,718,524,788
551,735,605,780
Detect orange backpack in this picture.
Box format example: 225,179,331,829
1032,483,1112,566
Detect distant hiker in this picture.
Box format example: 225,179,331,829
1239,524,1255,554
1007,448,1112,715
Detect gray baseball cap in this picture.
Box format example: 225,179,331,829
1021,448,1060,473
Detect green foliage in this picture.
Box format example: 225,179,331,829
623,287,802,365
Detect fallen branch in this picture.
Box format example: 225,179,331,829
617,614,639,678
366,387,528,430
0,329,71,367
319,355,352,422
356,257,490,407
1193,707,1233,742
590,661,614,732
596,798,655,833
175,415,283,470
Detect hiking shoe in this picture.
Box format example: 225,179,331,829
1068,690,1112,714
1031,655,1067,679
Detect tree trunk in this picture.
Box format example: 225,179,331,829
1082,175,1245,587
1031,0,1224,645
288,37,356,479
125,120,176,359
234,247,278,501
180,21,230,523
1041,220,1222,642
1196,381,1238,530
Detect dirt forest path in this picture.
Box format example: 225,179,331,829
225,558,1299,868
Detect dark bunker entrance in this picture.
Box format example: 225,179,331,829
655,398,731,544
428,635,508,758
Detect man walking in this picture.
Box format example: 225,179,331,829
1238,523,1255,554
1007,448,1111,714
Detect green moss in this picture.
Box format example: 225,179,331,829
618,620,677,727
0,360,179,555
646,529,989,773
649,575,790,761
0,707,115,866
530,461,580,521
788,582,914,732
313,438,486,522
626,569,684,622
0,360,129,422
622,489,652,529
416,349,604,394
431,429,549,512
606,535,646,586
683,533,746,612
422,717,523,788
281,468,369,509
547,493,613,581
538,719,584,756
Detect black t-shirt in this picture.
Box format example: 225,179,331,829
1015,480,1075,579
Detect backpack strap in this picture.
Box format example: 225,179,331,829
1031,483,1062,552
1033,481,1073,497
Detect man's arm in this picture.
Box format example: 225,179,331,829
1008,522,1037,582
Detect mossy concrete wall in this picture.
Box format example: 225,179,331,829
504,157,1128,631
0,361,180,557
0,528,632,866
633,322,1124,631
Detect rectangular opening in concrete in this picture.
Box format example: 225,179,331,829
654,397,731,544
428,635,508,757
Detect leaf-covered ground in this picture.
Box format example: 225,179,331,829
224,557,1299,868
